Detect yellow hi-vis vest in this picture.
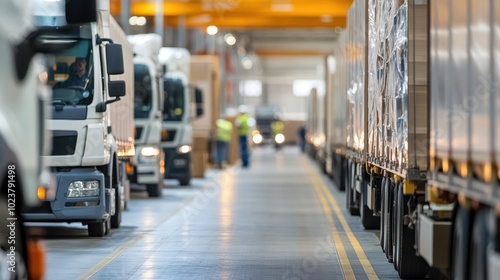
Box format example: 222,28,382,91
216,119,233,142
271,121,284,135
236,113,250,136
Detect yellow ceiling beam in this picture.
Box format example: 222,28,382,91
129,2,350,17
164,15,346,28
110,0,351,28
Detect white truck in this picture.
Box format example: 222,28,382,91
23,0,134,237
1,0,97,278
159,48,203,186
127,34,165,197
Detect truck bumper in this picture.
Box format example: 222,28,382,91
23,168,110,223
132,160,161,184
164,148,191,180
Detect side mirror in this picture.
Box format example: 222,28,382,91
195,87,204,117
106,44,124,75
65,0,97,24
109,81,126,97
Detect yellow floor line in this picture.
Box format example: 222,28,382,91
310,177,355,279
309,168,379,280
316,176,379,280
78,190,203,280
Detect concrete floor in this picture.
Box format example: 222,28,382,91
35,145,401,280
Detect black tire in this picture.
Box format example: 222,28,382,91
346,160,352,211
395,184,428,278
361,176,380,230
147,183,162,197
469,208,489,280
380,177,386,249
337,156,346,191
451,204,473,280
110,186,121,229
347,162,359,216
88,221,107,237
179,177,191,186
383,178,393,261
0,193,28,279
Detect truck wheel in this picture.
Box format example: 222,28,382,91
395,184,428,278
179,177,190,186
347,162,359,215
111,187,121,229
345,160,351,211
360,178,380,230
469,208,489,280
0,193,28,279
88,221,107,237
383,178,393,261
146,184,162,197
451,204,472,280
380,177,386,249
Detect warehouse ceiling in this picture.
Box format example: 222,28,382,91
110,0,351,85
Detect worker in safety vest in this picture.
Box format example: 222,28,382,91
236,105,250,167
215,117,233,169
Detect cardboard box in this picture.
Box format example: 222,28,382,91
192,150,208,178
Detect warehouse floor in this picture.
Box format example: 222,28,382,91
43,145,404,279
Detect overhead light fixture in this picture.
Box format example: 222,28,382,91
271,3,293,11
129,16,147,26
242,57,253,70
206,25,218,35
320,15,333,23
224,34,236,45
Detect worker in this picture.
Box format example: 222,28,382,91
214,116,233,169
271,117,285,150
236,105,250,167
298,123,306,153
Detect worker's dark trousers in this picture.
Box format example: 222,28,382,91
239,135,249,167
215,140,229,168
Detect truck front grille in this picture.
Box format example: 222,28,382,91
51,130,77,156
135,127,143,140
161,129,176,142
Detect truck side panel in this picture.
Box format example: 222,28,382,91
109,17,134,159
367,0,428,174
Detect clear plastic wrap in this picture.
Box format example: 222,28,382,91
346,0,365,154
367,0,428,172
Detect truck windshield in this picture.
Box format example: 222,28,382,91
49,39,94,106
163,78,185,121
134,64,153,119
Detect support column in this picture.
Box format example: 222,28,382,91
155,0,164,37
120,0,130,34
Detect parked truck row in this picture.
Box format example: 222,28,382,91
308,0,500,279
0,0,212,278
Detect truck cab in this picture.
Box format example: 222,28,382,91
23,0,134,237
127,34,165,197
159,48,203,186
1,0,97,278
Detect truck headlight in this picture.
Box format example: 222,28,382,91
177,145,192,154
253,133,263,144
275,133,285,144
140,147,160,157
67,180,100,197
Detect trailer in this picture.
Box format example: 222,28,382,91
334,0,431,278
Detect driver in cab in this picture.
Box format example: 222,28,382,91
61,57,89,88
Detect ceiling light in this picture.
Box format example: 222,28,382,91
320,15,332,23
206,25,218,35
224,34,236,45
271,3,293,11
